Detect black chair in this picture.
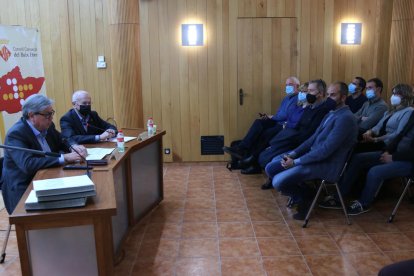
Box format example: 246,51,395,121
302,149,354,228
388,176,414,223
0,156,11,264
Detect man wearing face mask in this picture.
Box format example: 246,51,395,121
223,76,300,160
60,90,117,144
264,82,357,220
353,78,388,137
238,82,309,174
345,77,367,113
258,79,334,185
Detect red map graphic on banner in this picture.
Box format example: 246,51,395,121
0,66,45,114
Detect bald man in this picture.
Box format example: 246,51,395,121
60,90,117,144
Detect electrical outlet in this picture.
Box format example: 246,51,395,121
164,148,171,155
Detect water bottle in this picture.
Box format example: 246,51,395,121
117,130,125,152
147,118,154,136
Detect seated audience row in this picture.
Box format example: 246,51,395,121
223,76,414,220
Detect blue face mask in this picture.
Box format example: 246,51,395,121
285,85,294,95
298,92,307,102
366,89,376,99
348,83,357,94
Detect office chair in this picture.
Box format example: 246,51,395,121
388,176,413,223
302,149,354,228
0,156,11,264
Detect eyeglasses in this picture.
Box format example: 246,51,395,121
35,110,55,119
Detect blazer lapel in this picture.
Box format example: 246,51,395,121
21,119,43,151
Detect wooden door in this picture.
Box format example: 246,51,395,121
237,18,297,138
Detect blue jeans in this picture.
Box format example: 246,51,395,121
265,155,285,179
265,156,317,202
339,151,414,206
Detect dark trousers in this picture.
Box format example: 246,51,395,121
239,119,279,150
249,125,283,157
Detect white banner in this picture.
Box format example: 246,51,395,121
0,25,46,143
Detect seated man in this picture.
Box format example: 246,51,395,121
320,84,414,214
239,82,309,174
264,82,358,220
60,90,117,144
345,76,367,113
258,79,334,180
223,76,300,159
354,78,388,137
1,94,87,214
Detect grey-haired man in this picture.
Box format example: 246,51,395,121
1,94,87,213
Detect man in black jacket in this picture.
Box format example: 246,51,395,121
1,94,86,213
60,90,117,144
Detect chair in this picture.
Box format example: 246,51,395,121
0,156,11,264
302,149,354,228
388,177,413,223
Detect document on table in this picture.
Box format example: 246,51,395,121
86,147,115,160
109,136,137,143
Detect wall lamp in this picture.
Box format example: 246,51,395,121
341,23,362,45
181,24,204,46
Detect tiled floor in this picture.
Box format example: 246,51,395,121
1,162,414,275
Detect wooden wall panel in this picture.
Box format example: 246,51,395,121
388,0,414,92
0,0,114,130
138,0,396,161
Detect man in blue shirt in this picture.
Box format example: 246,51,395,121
223,76,300,161
1,94,87,214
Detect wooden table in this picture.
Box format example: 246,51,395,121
9,129,165,276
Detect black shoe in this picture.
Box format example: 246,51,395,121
318,195,342,210
239,155,255,167
261,179,273,190
293,200,311,220
223,146,245,159
347,200,370,216
241,165,262,175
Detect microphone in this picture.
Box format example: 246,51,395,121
62,139,92,178
0,144,61,157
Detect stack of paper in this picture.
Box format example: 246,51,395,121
25,175,96,211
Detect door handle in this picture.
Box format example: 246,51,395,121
239,89,244,105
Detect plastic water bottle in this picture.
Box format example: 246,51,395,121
117,130,125,152
147,118,154,136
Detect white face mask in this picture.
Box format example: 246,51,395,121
390,95,402,106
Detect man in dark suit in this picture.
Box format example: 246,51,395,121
265,82,358,220
60,90,117,144
1,94,87,214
